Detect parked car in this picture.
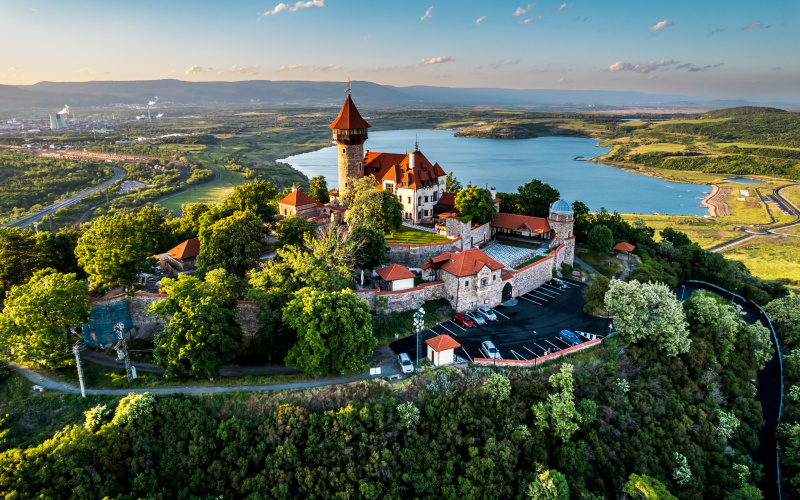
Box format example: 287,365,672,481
557,330,582,346
465,310,486,326
482,340,501,359
476,306,497,321
550,278,568,289
453,312,474,328
397,353,414,373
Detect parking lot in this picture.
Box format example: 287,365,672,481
389,279,611,365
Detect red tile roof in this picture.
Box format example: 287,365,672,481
491,212,551,234
364,150,447,189
423,248,504,277
426,334,461,352
278,190,319,207
613,242,636,252
329,95,371,130
376,263,415,281
167,237,200,260
438,192,456,206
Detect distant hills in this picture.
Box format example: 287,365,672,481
1,79,798,112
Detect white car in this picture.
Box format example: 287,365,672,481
477,306,497,321
397,353,414,373
482,341,501,359
466,310,486,326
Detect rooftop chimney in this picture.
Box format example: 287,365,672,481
409,151,415,170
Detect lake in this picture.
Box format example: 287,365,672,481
281,129,711,216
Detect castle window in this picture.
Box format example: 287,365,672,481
424,196,429,203
481,278,486,286
407,197,411,203
493,274,496,281
342,148,346,153
423,210,428,216
465,280,469,287
433,191,438,201
418,196,422,204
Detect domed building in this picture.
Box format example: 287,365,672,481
548,199,574,248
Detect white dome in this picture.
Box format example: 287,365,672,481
550,200,572,214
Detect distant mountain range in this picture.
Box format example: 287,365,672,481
1,79,798,111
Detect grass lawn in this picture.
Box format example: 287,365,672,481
385,226,450,244
159,165,249,211
514,255,546,270
574,246,625,279
630,143,687,154
620,214,740,249
718,142,800,152
720,237,800,289
783,185,800,207
645,167,727,184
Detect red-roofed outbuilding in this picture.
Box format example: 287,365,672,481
376,264,416,291
426,334,462,366
613,242,636,253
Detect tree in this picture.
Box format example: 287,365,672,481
623,473,677,499
180,203,210,236
341,175,376,207
222,181,278,224
532,364,582,442
497,192,521,214
309,175,330,204
148,275,242,379
196,211,266,278
582,274,610,313
36,228,83,277
76,206,172,290
587,225,614,254
284,288,376,375
483,373,511,402
274,215,318,249
526,469,569,500
572,200,590,217
683,290,741,364
764,296,800,349
455,186,498,225
517,179,560,217
378,190,403,233
0,270,89,368
351,225,387,269
605,280,691,357
0,227,39,299
445,172,462,193
746,322,773,370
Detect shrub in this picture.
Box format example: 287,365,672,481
483,373,511,403
84,405,112,431
113,392,156,426
397,401,420,429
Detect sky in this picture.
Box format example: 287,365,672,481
0,0,798,97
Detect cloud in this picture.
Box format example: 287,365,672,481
687,62,724,72
421,6,433,21
186,65,205,75
309,64,341,72
772,66,782,71
675,63,691,70
277,63,340,72
607,59,679,73
740,21,762,30
475,16,486,26
369,64,415,72
229,65,260,75
557,77,571,83
518,15,543,25
552,3,568,12
708,27,726,36
488,59,521,69
649,20,673,32
513,3,535,17
420,56,455,66
363,35,372,40
278,64,305,72
8,66,17,71
260,0,324,18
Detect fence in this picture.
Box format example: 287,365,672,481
685,280,783,498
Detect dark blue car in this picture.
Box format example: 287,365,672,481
557,330,582,346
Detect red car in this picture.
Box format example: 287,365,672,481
453,312,474,328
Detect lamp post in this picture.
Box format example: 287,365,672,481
680,284,686,302
414,305,425,370
534,331,539,368
732,287,737,305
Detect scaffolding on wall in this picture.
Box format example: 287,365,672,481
81,302,133,349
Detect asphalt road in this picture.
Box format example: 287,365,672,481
1,165,127,228
390,280,608,364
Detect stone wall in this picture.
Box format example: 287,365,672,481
445,218,471,249
386,241,459,267
471,222,492,248
356,281,446,313
88,292,262,341
474,338,601,366
444,267,504,312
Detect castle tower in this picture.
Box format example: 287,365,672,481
329,94,371,194
547,199,574,248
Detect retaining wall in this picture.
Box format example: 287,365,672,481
387,240,460,267
356,281,446,312
473,338,601,367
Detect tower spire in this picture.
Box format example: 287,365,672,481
345,75,351,95
415,134,419,152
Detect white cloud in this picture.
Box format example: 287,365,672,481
420,56,455,66
369,64,415,72
9,66,18,71
608,59,679,73
475,16,486,26
260,0,324,18
687,62,724,72
708,28,726,36
278,64,305,72
186,65,205,75
649,20,673,32
310,64,341,72
421,6,433,21
513,3,535,17
557,77,571,83
230,65,260,75
553,3,568,12
740,21,763,30
518,16,543,25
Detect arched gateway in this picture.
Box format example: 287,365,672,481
502,282,513,302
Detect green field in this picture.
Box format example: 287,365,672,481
620,214,740,249
159,164,248,211
783,185,800,207
721,237,800,289
384,225,450,244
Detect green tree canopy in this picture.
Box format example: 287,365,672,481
196,211,266,278
517,179,560,217
377,190,403,233
0,270,89,368
455,186,498,225
180,203,210,236
147,274,242,378
623,473,677,499
0,227,39,299
532,364,582,442
275,215,318,249
445,172,463,193
222,181,279,225
36,227,83,278
588,225,614,254
309,175,330,204
351,225,387,270
572,200,590,217
605,280,691,356
283,288,376,375
582,274,610,314
683,290,742,365
526,469,569,500
76,206,172,290
497,192,521,214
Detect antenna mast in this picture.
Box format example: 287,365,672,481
345,76,351,95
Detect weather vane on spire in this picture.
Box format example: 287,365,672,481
345,76,351,95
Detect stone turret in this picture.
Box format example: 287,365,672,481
547,199,574,248
329,94,370,194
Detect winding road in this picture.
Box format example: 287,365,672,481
1,165,126,229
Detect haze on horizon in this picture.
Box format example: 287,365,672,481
1,0,797,99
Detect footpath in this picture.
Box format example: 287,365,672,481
9,346,402,396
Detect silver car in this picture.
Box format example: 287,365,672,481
477,306,497,321
466,310,486,326
482,340,501,359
